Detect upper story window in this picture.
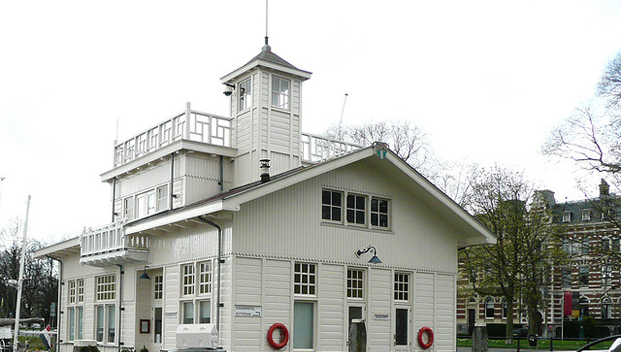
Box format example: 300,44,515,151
602,265,613,287
561,267,572,287
239,78,252,111
96,275,116,301
198,261,212,295
124,184,169,221
294,262,317,296
562,211,572,223
579,266,589,286
582,238,590,255
347,268,365,300
582,210,591,222
485,297,495,318
271,76,290,109
76,278,84,303
347,194,367,225
154,275,163,300
182,264,195,296
68,280,76,304
322,190,343,222
371,197,390,228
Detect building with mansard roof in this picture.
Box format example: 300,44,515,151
35,39,495,352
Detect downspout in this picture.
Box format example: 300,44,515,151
197,216,222,340
170,153,175,210
219,156,224,192
47,256,62,352
112,178,117,222
116,265,124,352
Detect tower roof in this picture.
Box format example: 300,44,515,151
221,39,312,84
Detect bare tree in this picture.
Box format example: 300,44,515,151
598,52,621,107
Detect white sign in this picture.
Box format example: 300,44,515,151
165,312,178,318
373,314,389,321
235,305,262,317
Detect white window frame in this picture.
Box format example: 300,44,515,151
484,297,495,319
271,75,290,110
198,261,212,295
394,272,410,302
321,188,392,231
582,209,591,221
96,275,117,301
154,275,163,300
76,278,84,303
95,304,116,344
124,184,169,221
347,268,365,300
294,262,317,297
67,279,84,342
238,78,252,111
68,280,76,305
562,211,572,223
180,261,213,324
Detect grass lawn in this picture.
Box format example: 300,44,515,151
457,337,614,350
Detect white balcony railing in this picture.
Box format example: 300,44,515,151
112,105,361,167
80,220,149,258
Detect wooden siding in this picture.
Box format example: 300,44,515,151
163,265,179,349
368,268,392,351
414,272,435,342
232,161,459,272
319,264,345,351
435,274,456,352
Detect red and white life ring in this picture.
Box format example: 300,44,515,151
418,326,434,349
267,323,289,350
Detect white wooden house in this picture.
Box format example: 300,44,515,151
35,40,495,352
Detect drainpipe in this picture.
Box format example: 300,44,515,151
170,153,175,210
47,256,62,352
116,265,124,352
112,178,117,222
197,216,222,340
219,156,224,192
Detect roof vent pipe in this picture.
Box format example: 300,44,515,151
260,158,271,183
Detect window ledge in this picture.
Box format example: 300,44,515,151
320,221,393,235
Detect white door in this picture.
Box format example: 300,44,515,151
394,308,410,352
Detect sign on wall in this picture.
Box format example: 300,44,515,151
235,305,262,317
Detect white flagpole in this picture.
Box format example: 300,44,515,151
13,195,31,352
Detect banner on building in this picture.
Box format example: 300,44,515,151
564,291,572,316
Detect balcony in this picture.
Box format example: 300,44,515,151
112,105,361,168
79,220,149,267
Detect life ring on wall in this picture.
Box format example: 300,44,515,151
418,326,434,349
267,323,289,350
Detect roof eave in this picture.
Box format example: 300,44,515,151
221,59,312,84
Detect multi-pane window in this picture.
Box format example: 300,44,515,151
602,265,612,287
347,194,366,225
371,198,389,228
182,264,195,296
561,268,572,287
294,263,317,296
271,76,290,109
198,261,212,295
582,238,590,255
582,210,591,221
602,297,612,319
562,212,572,223
322,190,342,222
68,280,76,304
156,185,168,212
579,266,589,286
154,275,163,300
124,197,134,221
485,297,495,318
124,185,169,221
96,275,116,301
239,78,252,111
77,279,84,303
347,268,364,299
394,273,409,302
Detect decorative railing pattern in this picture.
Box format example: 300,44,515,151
301,133,362,162
112,104,361,167
114,107,232,167
80,220,149,257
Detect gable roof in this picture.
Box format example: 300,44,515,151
125,144,496,247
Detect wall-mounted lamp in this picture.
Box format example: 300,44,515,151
355,245,382,264
139,266,151,280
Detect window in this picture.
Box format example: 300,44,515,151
154,308,163,344
95,304,116,343
485,297,495,318
614,238,620,253
76,279,84,303
582,210,591,221
182,264,195,296
579,297,589,317
322,190,343,222
602,297,612,319
96,275,116,301
76,307,83,340
603,237,611,251
562,211,572,223
395,308,408,346
582,238,590,255
198,261,212,295
293,302,314,349
579,266,589,286
561,268,572,287
156,185,168,212
124,197,134,221
180,261,213,324
602,265,612,287
347,194,366,225
271,76,290,109
68,280,76,304
371,197,389,228
347,268,365,299
294,262,317,296
68,307,75,341
562,239,571,254
501,298,508,319
394,273,410,302
154,275,163,300
238,78,252,110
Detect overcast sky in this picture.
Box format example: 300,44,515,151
1,1,621,243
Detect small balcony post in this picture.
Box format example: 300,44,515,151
184,102,191,140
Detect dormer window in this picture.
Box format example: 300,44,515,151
562,211,572,223
238,78,252,111
271,76,290,109
582,210,591,222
